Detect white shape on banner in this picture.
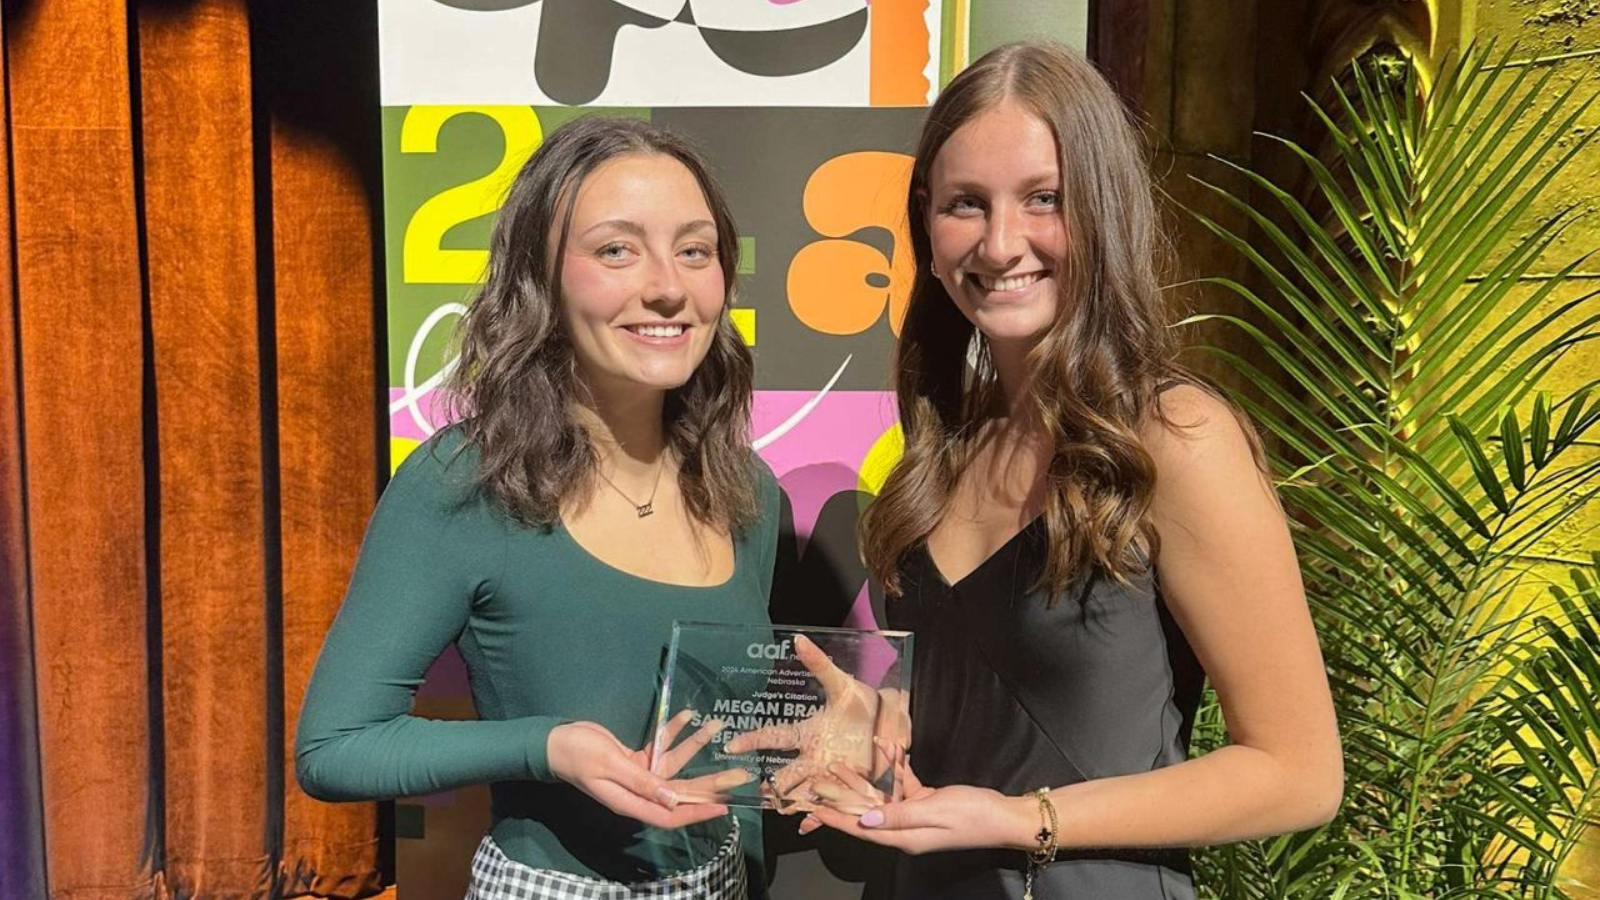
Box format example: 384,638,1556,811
380,1,549,106
686,0,868,32
752,355,852,451
391,302,470,436
379,0,914,107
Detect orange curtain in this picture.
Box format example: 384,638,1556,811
2,1,385,897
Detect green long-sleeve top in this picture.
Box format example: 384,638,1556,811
295,427,779,892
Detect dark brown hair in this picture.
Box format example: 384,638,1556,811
445,116,757,533
863,41,1190,597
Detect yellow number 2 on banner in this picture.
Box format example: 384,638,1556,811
401,106,543,285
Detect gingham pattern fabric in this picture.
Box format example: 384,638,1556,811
465,820,746,900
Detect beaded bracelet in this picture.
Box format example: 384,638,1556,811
1023,787,1058,900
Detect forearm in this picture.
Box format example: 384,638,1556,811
295,713,568,801
991,746,1343,851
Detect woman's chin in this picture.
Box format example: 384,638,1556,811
973,319,1053,350
625,366,699,394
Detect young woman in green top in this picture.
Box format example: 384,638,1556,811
296,116,780,899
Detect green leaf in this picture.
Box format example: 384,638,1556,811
1258,133,1400,307
1554,385,1596,450
1528,392,1551,468
1446,414,1507,538
1415,60,1562,253
1499,408,1526,491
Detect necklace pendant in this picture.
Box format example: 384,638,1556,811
636,502,654,518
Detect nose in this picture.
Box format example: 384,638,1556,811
976,204,1026,269
644,249,689,308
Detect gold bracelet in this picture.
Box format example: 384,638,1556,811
1023,787,1058,900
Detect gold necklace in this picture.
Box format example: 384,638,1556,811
594,454,665,517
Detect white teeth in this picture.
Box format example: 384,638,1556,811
631,324,685,338
978,272,1046,292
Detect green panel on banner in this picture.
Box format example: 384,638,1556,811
971,0,1091,53
940,0,964,87
738,236,756,276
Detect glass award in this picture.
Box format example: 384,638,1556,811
650,621,913,814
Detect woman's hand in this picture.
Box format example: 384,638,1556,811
798,763,1034,854
547,709,746,828
723,636,909,811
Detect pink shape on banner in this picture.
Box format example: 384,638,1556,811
752,390,895,478
396,388,897,464
390,387,899,549
753,389,896,542
389,386,455,441
754,390,897,681
772,462,859,551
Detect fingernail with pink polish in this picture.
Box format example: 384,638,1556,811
655,786,679,809
859,809,885,828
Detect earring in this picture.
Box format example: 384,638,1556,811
929,260,940,278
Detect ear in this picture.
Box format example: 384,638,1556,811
913,187,933,227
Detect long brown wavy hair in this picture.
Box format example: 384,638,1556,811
862,41,1191,598
445,116,758,533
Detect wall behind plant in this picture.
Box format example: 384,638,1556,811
1463,0,1599,886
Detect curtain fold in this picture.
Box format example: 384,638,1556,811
11,0,155,896
271,85,384,900
138,1,273,895
0,5,49,896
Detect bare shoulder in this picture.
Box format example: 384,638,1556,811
1144,383,1258,465
1141,383,1271,512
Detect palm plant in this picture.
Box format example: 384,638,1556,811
1181,43,1600,898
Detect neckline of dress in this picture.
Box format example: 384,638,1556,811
923,513,1046,591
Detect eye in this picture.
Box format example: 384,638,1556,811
679,242,717,264
1027,190,1061,209
940,195,984,216
597,242,636,262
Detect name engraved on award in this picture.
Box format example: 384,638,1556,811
650,622,913,813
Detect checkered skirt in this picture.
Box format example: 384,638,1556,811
465,819,747,900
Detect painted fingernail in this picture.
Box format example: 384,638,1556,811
799,815,821,835
655,786,679,809
859,809,885,828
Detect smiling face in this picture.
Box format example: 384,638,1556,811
558,152,727,400
925,100,1069,352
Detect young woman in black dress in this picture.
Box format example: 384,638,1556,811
800,42,1344,899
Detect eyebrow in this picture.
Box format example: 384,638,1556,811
579,218,718,239
937,173,1061,194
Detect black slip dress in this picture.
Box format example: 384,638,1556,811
884,516,1205,899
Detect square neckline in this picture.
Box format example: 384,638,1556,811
555,517,742,590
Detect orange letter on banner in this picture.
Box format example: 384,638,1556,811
788,151,915,336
